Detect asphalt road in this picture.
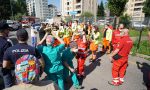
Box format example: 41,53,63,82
9,30,150,90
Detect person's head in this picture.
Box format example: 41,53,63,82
46,35,55,46
122,29,129,36
119,24,124,30
74,20,78,25
93,26,99,33
69,41,78,53
0,21,11,37
41,23,46,28
15,55,40,84
105,24,109,29
16,29,29,42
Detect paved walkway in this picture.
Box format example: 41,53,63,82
9,30,150,90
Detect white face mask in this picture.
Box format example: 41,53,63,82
72,48,78,53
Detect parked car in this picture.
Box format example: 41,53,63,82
32,23,41,31
6,20,21,30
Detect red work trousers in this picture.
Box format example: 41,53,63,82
112,43,118,51
77,57,86,75
112,56,128,79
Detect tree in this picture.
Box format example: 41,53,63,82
108,0,128,29
65,16,72,22
143,0,150,17
97,5,100,17
119,14,131,28
81,12,93,22
99,1,105,17
81,12,93,18
0,0,12,20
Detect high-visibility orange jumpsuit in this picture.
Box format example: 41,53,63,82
112,29,121,51
112,36,133,84
76,39,87,77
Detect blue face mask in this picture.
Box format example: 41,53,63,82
46,37,55,46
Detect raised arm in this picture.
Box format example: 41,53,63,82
51,31,64,44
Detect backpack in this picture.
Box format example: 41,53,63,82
15,54,40,83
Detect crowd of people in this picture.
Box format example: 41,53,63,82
0,19,134,90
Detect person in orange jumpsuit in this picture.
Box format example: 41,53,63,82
108,29,133,86
112,24,124,51
102,24,113,53
89,26,100,62
72,31,87,78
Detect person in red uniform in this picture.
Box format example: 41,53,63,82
72,31,87,78
108,29,133,86
112,24,124,50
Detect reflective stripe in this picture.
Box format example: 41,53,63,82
78,47,86,50
78,51,87,54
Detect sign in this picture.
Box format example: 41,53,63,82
69,11,77,15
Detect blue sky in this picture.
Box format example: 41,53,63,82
48,0,107,10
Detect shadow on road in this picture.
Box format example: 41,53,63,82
136,61,150,90
85,51,105,76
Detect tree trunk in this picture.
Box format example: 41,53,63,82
116,16,120,29
113,16,120,29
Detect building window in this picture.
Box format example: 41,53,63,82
67,7,69,10
77,11,81,14
67,2,69,5
76,0,81,3
134,3,143,6
134,8,141,11
76,5,81,9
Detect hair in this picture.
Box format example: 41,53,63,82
16,29,29,41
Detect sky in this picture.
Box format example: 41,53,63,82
48,0,107,10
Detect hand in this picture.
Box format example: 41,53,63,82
51,31,57,36
37,42,42,46
70,68,76,73
109,56,114,63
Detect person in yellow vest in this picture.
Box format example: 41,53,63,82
102,24,113,54
63,25,71,47
90,26,100,62
72,20,79,32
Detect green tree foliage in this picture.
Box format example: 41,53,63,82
97,5,100,17
0,0,12,20
0,0,27,20
108,0,128,16
99,1,105,17
81,12,93,18
108,0,128,29
65,16,72,22
119,14,131,28
143,0,150,17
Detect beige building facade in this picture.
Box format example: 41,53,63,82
125,0,146,21
61,0,97,20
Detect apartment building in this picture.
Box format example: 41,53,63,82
26,0,49,20
61,0,97,19
48,4,58,19
125,0,146,21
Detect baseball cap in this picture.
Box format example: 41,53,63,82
0,21,11,31
16,29,28,41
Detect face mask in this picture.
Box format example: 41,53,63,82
72,49,78,53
